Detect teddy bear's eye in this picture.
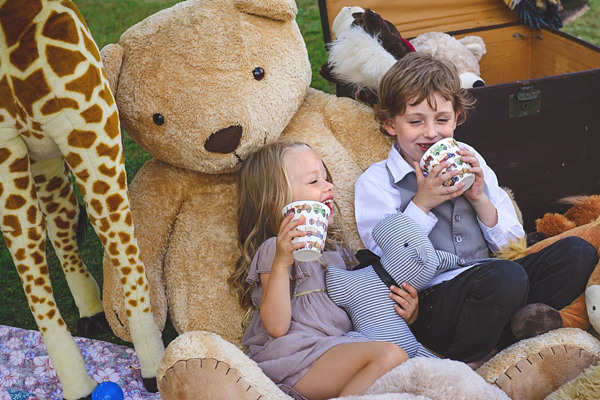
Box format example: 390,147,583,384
404,242,409,247
153,113,165,126
252,67,265,81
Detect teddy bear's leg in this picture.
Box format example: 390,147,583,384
157,331,293,400
30,157,107,329
0,137,98,399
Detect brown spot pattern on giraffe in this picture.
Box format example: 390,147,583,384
81,28,101,62
12,69,51,117
67,129,97,149
93,180,110,195
96,143,119,161
10,24,39,72
81,104,103,123
104,111,120,139
14,176,29,190
99,164,116,177
42,11,79,44
0,77,18,119
107,194,124,212
41,97,79,115
98,84,114,107
9,156,28,172
65,64,101,102
27,205,37,224
5,194,26,210
0,0,42,47
75,169,90,182
46,45,86,77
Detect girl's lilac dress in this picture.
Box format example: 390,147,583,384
242,237,368,399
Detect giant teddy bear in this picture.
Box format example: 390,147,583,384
99,0,600,398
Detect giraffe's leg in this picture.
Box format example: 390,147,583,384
57,113,164,383
0,136,97,399
30,156,104,320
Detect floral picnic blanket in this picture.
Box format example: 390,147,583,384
0,325,161,400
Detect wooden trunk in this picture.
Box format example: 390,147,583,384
319,0,600,232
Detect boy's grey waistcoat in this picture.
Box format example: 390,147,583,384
389,169,491,262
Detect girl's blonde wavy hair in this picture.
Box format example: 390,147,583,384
228,140,351,310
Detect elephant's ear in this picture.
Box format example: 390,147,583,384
234,0,296,21
100,43,124,96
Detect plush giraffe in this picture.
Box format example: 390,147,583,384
0,0,164,398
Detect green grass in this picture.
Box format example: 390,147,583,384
1,0,598,348
562,0,600,46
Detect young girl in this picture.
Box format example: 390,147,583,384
228,140,409,400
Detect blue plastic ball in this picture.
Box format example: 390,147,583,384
92,382,124,400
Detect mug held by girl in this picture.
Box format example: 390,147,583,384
419,138,475,190
282,200,330,262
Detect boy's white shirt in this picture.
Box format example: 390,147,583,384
355,142,525,288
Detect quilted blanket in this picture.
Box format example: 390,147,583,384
0,325,161,400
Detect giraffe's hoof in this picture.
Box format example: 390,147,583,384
77,312,111,337
159,358,263,400
143,377,158,393
493,344,599,400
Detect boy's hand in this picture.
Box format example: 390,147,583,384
389,283,419,325
412,161,464,213
457,148,499,228
457,148,485,202
274,212,306,271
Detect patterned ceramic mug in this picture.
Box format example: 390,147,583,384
281,200,330,262
419,138,475,190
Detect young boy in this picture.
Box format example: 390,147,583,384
355,52,598,368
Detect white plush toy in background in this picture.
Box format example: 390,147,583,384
586,285,600,332
410,31,487,89
320,7,487,92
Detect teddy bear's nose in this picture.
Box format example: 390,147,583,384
472,80,485,87
204,125,243,154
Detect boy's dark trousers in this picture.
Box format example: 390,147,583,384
409,236,598,363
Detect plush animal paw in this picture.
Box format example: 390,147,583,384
492,344,598,400
510,303,563,340
159,358,263,400
478,328,600,400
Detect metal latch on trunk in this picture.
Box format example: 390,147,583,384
509,86,541,118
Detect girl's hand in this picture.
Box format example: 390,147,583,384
412,161,464,214
273,212,307,271
389,283,419,325
457,148,485,202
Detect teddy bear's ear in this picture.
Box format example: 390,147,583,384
234,0,297,21
100,43,124,96
458,36,487,61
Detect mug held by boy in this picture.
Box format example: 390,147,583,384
420,138,475,190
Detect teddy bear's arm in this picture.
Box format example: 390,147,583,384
102,159,187,340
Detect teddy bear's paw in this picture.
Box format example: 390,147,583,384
159,358,263,400
492,344,599,400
